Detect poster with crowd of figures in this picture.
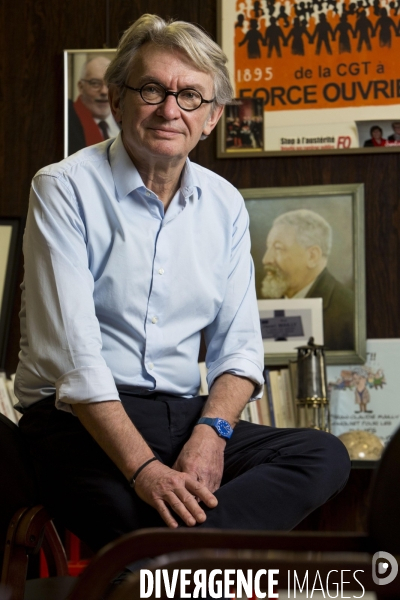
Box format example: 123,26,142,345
218,0,400,156
327,339,400,444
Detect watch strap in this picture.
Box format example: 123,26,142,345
197,417,215,427
196,417,233,439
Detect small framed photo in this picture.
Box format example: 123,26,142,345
0,219,23,369
224,97,264,153
259,298,323,365
64,49,119,157
242,183,366,365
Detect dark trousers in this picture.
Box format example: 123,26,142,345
19,389,351,552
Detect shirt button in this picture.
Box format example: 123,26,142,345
151,316,158,324
158,268,164,275
148,363,154,370
145,191,150,196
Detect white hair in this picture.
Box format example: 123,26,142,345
79,55,111,81
105,13,233,108
273,209,332,257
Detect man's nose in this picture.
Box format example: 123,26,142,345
156,94,181,118
99,82,108,94
262,246,273,265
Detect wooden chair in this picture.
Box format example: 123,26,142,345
0,414,76,600
66,425,400,600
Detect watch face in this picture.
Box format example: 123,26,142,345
215,419,233,438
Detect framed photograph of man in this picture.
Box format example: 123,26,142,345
241,183,366,364
64,49,119,157
224,97,264,153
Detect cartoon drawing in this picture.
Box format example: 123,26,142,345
329,364,387,413
353,372,372,412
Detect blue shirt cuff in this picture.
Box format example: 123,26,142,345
56,365,120,413
207,358,264,401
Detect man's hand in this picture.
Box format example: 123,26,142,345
71,374,256,529
171,373,256,495
172,425,226,493
134,459,218,528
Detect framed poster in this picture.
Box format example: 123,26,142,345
242,183,366,364
64,49,119,157
218,0,400,157
0,219,23,369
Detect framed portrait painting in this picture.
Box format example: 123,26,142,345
241,183,366,364
64,49,118,157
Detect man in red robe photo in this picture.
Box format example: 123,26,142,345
68,55,120,155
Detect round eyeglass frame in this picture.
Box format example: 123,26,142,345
123,82,215,112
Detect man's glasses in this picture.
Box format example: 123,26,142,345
81,79,107,91
123,81,215,112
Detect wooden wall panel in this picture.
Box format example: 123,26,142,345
1,0,400,374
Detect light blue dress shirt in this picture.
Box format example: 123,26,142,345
15,134,264,412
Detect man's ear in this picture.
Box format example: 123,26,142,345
306,245,323,269
108,84,123,124
202,105,224,137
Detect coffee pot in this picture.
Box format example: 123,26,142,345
294,337,330,431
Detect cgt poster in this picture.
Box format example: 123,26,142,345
219,0,400,155
327,339,400,444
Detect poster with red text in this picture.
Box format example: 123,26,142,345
219,0,400,154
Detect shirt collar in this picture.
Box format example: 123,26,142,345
109,133,202,201
180,160,201,201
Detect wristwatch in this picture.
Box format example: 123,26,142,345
196,417,233,439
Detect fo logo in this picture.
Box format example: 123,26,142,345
372,551,398,586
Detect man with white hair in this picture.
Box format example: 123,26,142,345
16,15,350,554
262,209,354,350
68,55,120,154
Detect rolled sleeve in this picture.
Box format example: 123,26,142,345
56,366,120,412
207,357,264,400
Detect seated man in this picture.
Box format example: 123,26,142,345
15,14,350,553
